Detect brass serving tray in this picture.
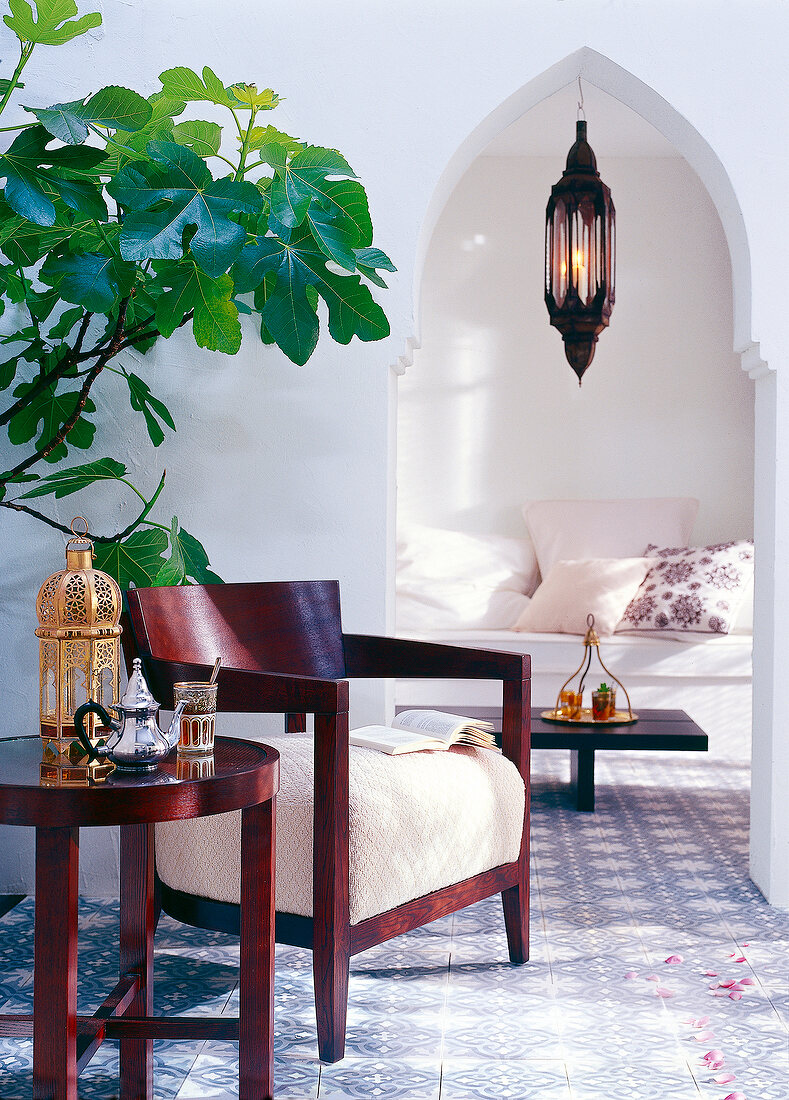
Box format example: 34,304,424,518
540,708,638,726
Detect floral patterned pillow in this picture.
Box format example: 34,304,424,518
616,541,754,635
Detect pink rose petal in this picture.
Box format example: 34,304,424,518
729,983,745,992
719,979,737,988
664,954,684,964
645,974,659,981
714,1074,736,1085
708,1060,725,1072
692,1016,710,1028
624,970,639,979
733,955,747,963
704,970,719,977
711,990,730,997
703,1049,725,1064
723,1094,746,1100
729,991,743,1000
655,986,674,997
695,1030,715,1042
742,942,750,946
740,977,755,986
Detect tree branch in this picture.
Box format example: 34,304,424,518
1,469,167,543
0,312,94,429
1,300,129,484
115,309,193,354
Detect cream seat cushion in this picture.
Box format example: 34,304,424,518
156,733,525,925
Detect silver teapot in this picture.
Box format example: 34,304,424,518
74,658,186,772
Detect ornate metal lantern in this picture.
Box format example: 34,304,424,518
35,518,122,771
545,118,616,383
544,614,636,724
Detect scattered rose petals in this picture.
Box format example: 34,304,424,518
714,1073,736,1084
740,978,755,986
695,1030,715,1042
655,986,674,997
645,974,659,981
665,954,684,964
704,970,719,977
729,991,743,1000
624,970,639,979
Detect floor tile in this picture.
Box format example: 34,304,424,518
1,717,788,1098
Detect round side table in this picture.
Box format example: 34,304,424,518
0,735,279,1100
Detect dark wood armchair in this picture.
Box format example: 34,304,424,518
123,580,530,1063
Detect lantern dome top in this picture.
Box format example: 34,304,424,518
35,518,122,637
564,120,598,176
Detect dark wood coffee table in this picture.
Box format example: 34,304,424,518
398,706,707,812
0,735,279,1100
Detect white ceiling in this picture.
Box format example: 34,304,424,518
482,81,681,159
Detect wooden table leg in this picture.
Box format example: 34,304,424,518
33,827,79,1100
239,798,275,1100
570,748,596,811
119,822,155,1100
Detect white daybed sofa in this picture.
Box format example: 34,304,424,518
395,500,753,741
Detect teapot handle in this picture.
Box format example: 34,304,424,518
73,702,114,762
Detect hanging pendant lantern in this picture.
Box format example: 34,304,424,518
35,518,122,780
545,117,616,383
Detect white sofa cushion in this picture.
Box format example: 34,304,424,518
523,498,699,578
616,540,755,636
513,557,654,636
155,733,525,925
396,524,540,630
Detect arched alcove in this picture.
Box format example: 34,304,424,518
394,48,781,900
405,48,764,376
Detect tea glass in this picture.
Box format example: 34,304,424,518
173,681,218,754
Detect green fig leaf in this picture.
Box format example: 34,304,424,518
4,0,101,46
18,455,126,498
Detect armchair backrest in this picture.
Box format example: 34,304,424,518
124,580,347,678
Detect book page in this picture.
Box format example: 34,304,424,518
393,709,493,738
349,724,447,754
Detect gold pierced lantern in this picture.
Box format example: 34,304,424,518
35,518,122,759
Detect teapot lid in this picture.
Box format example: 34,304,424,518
119,658,159,711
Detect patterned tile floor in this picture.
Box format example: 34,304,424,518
1,720,788,1099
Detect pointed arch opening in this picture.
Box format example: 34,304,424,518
392,48,779,898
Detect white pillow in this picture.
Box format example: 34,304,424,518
523,498,699,578
616,540,754,636
513,558,654,636
396,525,540,631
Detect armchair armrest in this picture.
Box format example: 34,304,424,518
140,656,349,715
342,633,530,681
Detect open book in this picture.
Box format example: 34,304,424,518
350,709,497,755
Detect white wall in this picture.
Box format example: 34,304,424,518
0,0,786,903
399,155,754,545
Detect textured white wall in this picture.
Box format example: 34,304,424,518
399,155,754,545
0,0,786,900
